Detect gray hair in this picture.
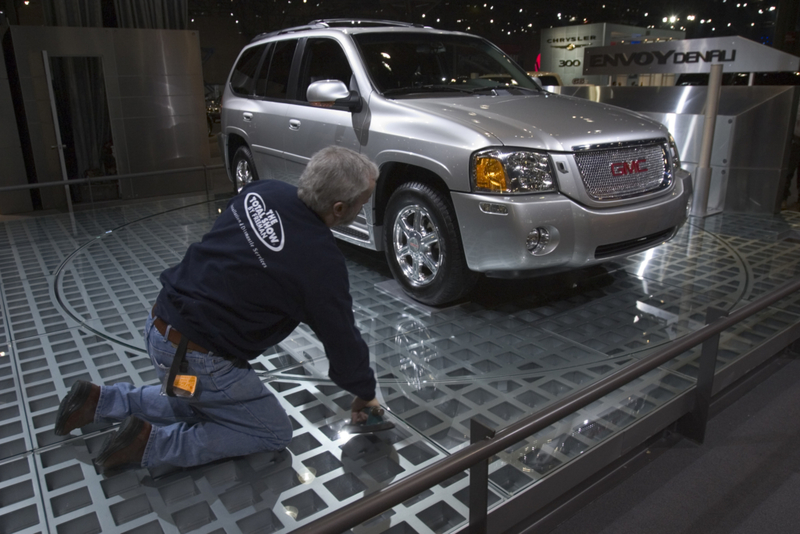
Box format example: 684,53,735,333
297,146,379,215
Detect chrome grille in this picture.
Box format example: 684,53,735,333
574,143,670,200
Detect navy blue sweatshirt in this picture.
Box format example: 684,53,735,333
153,180,376,401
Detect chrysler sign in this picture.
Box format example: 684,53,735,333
584,36,800,75
548,35,597,50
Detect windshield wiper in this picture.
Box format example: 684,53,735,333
383,84,475,96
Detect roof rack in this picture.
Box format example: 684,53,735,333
249,24,317,42
308,19,428,28
251,19,430,42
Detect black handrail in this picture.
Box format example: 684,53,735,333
293,276,800,534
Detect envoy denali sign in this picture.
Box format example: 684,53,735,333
584,36,800,75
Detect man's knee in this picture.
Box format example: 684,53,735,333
255,426,292,453
253,408,292,451
274,430,292,450
271,412,293,449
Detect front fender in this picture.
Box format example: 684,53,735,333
372,149,454,182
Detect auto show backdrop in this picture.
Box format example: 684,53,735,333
576,36,800,216
555,85,798,215
584,36,800,76
2,25,211,212
540,23,684,86
0,26,31,214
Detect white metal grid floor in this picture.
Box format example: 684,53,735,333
2,194,800,534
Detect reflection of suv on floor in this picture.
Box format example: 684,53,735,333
219,19,693,305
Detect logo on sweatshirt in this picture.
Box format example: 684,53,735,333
245,193,285,252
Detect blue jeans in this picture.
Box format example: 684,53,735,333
94,314,292,468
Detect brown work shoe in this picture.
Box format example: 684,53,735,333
94,416,152,473
54,380,100,436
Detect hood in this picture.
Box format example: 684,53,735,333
394,92,669,152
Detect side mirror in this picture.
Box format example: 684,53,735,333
307,79,362,112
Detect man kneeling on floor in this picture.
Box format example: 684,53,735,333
54,146,381,472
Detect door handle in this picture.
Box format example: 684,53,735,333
289,119,301,130
243,112,253,122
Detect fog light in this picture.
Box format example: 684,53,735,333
526,227,550,255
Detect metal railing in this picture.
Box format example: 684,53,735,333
294,276,800,534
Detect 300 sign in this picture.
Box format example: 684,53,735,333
559,59,582,67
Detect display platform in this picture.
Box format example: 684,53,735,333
2,193,800,534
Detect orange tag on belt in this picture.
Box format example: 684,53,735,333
173,375,197,396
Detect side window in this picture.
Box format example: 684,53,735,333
253,42,274,96
230,44,266,96
255,39,297,99
297,38,354,102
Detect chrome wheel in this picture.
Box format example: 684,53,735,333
384,182,478,305
231,146,259,194
391,204,442,287
235,158,253,192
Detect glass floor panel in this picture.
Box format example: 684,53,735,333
2,195,800,534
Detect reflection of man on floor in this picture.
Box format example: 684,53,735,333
54,146,381,472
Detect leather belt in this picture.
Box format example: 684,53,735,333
153,315,209,354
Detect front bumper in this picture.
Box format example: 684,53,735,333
451,169,692,276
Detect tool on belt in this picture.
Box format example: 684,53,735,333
160,336,197,398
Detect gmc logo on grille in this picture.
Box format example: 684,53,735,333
610,159,648,176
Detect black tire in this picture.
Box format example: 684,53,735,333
232,146,258,194
383,182,478,305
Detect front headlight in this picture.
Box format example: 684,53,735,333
668,134,681,170
471,149,557,194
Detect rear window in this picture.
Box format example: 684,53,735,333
230,45,266,95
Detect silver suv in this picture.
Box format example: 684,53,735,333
219,19,692,305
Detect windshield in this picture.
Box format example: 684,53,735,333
353,32,540,97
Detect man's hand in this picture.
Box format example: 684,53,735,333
351,396,381,424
